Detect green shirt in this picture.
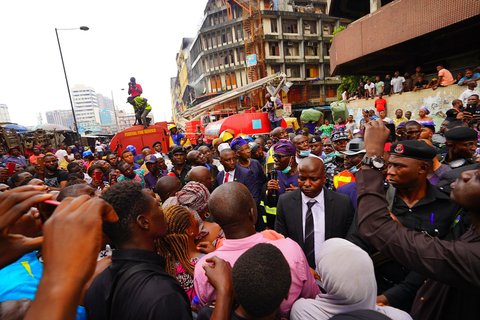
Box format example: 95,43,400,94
132,96,152,111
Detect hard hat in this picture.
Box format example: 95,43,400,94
220,130,234,142
168,124,177,130
126,145,137,154
82,150,93,158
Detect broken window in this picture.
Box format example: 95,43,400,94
269,42,280,56
284,42,299,57
305,42,318,56
270,18,278,33
282,19,298,34
286,65,300,78
303,20,317,35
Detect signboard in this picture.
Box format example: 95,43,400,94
283,103,292,115
246,54,257,67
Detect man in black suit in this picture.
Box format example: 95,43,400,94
216,148,259,204
275,156,354,268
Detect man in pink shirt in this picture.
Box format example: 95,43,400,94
194,182,319,317
433,64,454,89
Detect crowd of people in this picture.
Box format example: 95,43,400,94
343,65,480,101
0,83,480,320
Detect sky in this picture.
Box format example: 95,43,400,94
0,0,208,126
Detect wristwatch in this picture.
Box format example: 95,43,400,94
362,155,386,170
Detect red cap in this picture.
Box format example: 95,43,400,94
167,172,176,177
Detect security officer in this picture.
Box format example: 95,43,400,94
442,126,478,169
437,126,479,192
325,131,350,189
349,140,461,312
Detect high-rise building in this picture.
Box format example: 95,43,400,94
71,85,101,133
45,110,74,129
0,104,11,123
97,93,116,126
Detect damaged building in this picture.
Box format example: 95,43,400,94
171,0,349,121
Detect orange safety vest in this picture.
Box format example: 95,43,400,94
333,170,355,189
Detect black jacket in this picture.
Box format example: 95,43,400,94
275,188,354,263
357,169,480,320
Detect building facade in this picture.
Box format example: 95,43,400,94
71,85,101,133
45,109,74,129
172,0,349,121
0,104,11,123
116,109,137,132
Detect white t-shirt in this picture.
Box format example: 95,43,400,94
459,88,480,105
345,121,357,133
364,83,375,93
390,77,405,93
55,149,68,161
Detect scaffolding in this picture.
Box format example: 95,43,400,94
225,0,272,109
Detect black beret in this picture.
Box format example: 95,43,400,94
152,141,161,147
390,140,436,161
444,127,478,141
309,135,322,143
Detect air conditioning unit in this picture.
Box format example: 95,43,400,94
287,42,294,46
307,42,315,46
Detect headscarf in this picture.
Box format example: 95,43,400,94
290,239,412,320
230,136,248,151
273,139,296,156
163,181,210,213
419,106,430,115
162,181,211,240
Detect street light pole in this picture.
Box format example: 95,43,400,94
55,26,89,134
110,90,119,132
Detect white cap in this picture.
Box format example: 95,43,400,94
217,143,231,153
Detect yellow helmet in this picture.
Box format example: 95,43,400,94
168,124,177,130
220,130,234,142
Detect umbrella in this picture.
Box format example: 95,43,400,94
1,123,29,133
300,108,323,122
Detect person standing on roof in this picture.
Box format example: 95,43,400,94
127,96,152,128
128,76,142,98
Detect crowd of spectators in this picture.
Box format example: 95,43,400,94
0,85,480,320
343,65,480,101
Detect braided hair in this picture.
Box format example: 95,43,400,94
156,205,195,276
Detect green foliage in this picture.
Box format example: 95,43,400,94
330,26,346,43
332,26,346,36
336,75,375,99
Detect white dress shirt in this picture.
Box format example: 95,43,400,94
301,190,326,258
223,169,235,183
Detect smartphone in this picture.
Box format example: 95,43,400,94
109,171,118,185
94,171,103,183
7,162,16,176
37,156,45,168
37,200,60,223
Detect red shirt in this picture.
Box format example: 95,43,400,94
128,83,143,97
375,98,387,112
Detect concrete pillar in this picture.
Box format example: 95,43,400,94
370,0,381,13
